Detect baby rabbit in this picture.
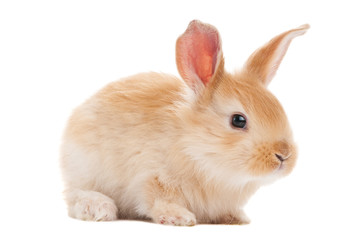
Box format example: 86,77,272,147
60,20,309,225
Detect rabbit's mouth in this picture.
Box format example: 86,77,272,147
275,153,293,170
274,152,297,176
246,141,297,178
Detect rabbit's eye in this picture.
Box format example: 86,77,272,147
231,114,247,129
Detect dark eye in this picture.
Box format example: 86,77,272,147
231,114,247,129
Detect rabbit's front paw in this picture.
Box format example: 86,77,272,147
217,209,251,225
151,202,196,226
157,213,196,226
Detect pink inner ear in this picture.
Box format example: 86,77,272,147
176,21,220,88
190,30,219,85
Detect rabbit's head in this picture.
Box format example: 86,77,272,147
176,20,308,184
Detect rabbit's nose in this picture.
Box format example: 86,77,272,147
274,153,292,162
275,153,285,162
274,141,292,162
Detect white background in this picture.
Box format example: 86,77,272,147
1,0,360,239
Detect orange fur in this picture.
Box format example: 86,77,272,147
60,20,309,225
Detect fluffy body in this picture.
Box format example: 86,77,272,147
60,21,308,225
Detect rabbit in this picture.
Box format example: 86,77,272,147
60,20,309,226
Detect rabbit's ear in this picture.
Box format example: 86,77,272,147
244,24,310,86
176,20,223,94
